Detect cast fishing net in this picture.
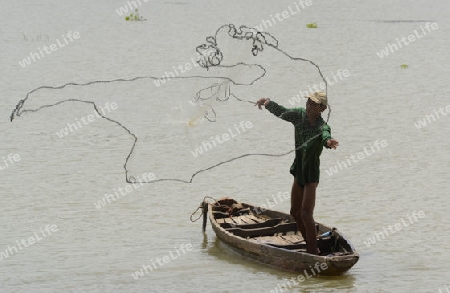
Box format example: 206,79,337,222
10,24,331,184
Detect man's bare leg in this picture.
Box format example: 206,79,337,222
302,182,319,255
290,179,306,241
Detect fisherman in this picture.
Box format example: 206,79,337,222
255,92,339,255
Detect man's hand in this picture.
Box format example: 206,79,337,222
327,139,339,149
255,98,270,110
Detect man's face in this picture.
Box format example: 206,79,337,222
306,98,326,116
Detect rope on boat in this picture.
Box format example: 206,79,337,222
189,196,220,222
190,205,204,223
190,196,236,232
190,196,218,222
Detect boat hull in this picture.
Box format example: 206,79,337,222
205,199,359,276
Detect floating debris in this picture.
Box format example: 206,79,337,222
125,9,146,21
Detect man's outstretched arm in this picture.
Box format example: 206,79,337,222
322,124,339,149
255,98,301,123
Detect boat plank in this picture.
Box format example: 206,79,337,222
280,234,304,244
216,218,226,224
245,214,265,223
220,218,283,230
240,215,261,224
222,218,234,224
252,236,287,246
226,222,298,238
233,216,253,225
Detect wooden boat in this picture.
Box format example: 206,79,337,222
200,198,359,276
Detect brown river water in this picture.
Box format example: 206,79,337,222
1,0,449,292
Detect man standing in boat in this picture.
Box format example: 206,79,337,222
255,92,339,255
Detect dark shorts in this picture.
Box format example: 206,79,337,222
290,157,320,187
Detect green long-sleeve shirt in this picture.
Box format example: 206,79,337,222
265,100,332,184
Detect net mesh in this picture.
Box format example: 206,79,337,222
10,24,331,184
